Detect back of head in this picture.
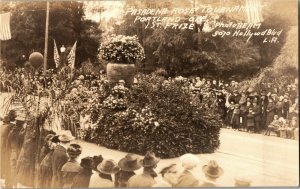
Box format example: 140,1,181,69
67,144,82,159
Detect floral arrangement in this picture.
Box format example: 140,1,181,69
98,35,145,64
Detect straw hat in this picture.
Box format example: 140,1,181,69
180,153,199,169
97,159,120,175
139,151,160,168
118,153,142,171
58,130,75,142
202,160,224,178
235,176,252,187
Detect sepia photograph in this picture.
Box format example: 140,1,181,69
0,0,298,188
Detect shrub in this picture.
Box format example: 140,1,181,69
84,74,221,158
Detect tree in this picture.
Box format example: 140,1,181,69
0,1,101,69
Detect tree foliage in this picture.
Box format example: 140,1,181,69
0,1,101,69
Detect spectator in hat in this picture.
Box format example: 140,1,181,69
91,155,104,172
234,176,252,187
266,99,276,127
231,104,241,130
152,163,179,187
39,133,55,163
38,135,60,188
175,153,199,187
1,114,15,179
275,96,284,117
61,144,82,188
252,101,261,133
51,130,75,188
282,96,291,119
199,160,223,187
260,92,268,129
72,157,94,188
246,108,255,133
127,151,160,187
115,153,141,187
89,159,120,188
5,115,25,188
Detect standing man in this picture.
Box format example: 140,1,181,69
51,130,75,188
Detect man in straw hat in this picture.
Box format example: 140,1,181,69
89,159,120,188
127,151,160,187
51,130,75,188
199,160,224,187
175,153,199,187
115,153,142,187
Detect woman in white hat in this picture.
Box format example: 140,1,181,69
89,159,120,188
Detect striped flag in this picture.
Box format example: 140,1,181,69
0,12,12,40
246,0,263,23
53,40,60,68
67,41,77,69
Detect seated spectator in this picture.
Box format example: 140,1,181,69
152,164,179,187
265,115,279,136
278,117,288,138
127,151,160,187
175,153,199,187
199,160,224,187
89,159,119,188
61,144,82,188
72,157,93,188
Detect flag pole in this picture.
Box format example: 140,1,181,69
43,1,49,75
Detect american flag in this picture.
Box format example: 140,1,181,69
246,0,263,23
67,41,77,69
0,12,12,40
53,39,60,68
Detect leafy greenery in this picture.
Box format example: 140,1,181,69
84,74,222,158
0,1,101,68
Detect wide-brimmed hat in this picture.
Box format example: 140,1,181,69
235,176,252,187
202,160,224,178
139,151,160,168
180,153,199,169
118,153,142,171
58,130,75,142
80,157,93,169
67,144,82,157
97,159,120,175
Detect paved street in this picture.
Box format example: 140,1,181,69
0,92,299,187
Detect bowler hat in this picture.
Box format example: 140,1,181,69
118,153,142,172
202,160,224,178
97,159,120,175
80,157,93,169
67,144,82,157
58,130,75,142
139,151,160,168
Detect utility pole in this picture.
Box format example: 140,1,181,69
43,1,49,75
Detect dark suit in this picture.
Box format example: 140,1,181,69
175,170,199,187
51,145,68,188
